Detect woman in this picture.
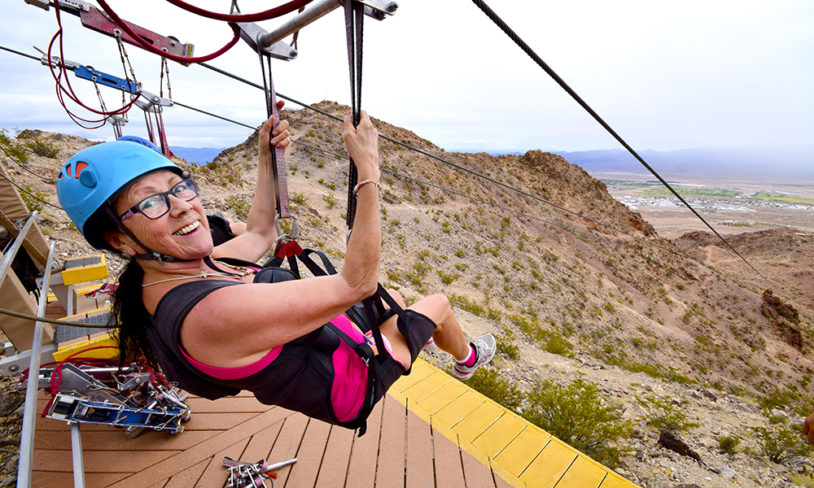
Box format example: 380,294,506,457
56,108,495,432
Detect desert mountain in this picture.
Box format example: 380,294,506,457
2,101,813,487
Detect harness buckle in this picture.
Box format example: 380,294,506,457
274,213,299,242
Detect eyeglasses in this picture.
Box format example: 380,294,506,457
119,179,199,221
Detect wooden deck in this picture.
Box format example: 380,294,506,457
30,358,641,488
31,389,514,487
29,296,639,488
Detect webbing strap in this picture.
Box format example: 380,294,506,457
344,0,364,229
259,54,291,219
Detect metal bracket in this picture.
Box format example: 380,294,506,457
358,0,399,20
74,65,139,93
25,0,90,12
78,5,194,59
0,343,57,378
135,90,173,110
236,22,297,60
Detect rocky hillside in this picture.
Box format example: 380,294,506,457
2,103,814,487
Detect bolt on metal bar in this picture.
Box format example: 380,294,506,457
258,0,397,48
0,211,38,286
17,240,57,488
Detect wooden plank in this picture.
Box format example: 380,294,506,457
33,448,178,473
163,458,210,488
376,394,406,487
555,455,607,488
431,390,488,431
31,471,129,488
265,412,309,486
390,360,436,401
185,396,271,413
598,472,640,488
196,437,252,488
107,406,293,487
399,370,450,405
405,406,434,488
492,468,516,488
34,429,214,451
460,447,496,488
472,413,526,459
492,427,550,478
182,412,261,431
239,421,285,464
314,425,355,488
519,438,577,487
431,425,466,488
414,380,468,415
451,402,505,445
285,418,332,488
345,399,384,487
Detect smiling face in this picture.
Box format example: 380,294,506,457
109,170,213,260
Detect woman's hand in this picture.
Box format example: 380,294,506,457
259,100,291,154
343,110,380,182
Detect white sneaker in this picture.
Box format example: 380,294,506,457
452,334,496,380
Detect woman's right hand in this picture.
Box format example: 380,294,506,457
343,110,380,182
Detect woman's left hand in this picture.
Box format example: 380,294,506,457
259,100,291,151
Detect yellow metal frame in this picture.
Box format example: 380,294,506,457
52,307,119,362
60,254,108,286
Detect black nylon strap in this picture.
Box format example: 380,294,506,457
344,0,364,229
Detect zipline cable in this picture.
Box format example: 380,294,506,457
0,45,767,281
469,0,766,281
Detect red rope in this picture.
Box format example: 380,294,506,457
48,0,138,128
94,0,242,64
164,0,313,22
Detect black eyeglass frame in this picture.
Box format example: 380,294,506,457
118,179,199,221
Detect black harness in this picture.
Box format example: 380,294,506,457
146,254,401,435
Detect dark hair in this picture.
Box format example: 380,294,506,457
111,257,159,370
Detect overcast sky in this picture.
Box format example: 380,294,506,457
1,1,813,154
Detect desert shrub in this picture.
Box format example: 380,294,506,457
717,435,741,455
0,130,29,163
21,185,48,213
495,330,520,360
523,378,632,468
465,368,524,411
322,193,337,209
437,270,460,285
639,395,699,431
752,422,812,462
227,196,250,220
24,137,59,158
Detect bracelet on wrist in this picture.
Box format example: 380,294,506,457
353,179,379,197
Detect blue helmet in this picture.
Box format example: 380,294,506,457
117,135,162,153
57,141,182,249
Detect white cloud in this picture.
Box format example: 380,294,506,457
1,0,812,154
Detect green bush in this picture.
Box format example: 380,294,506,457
24,137,59,158
495,331,520,360
752,422,813,462
639,395,699,431
227,196,250,220
21,185,47,213
523,378,632,468
0,129,29,163
717,435,740,455
465,368,524,410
